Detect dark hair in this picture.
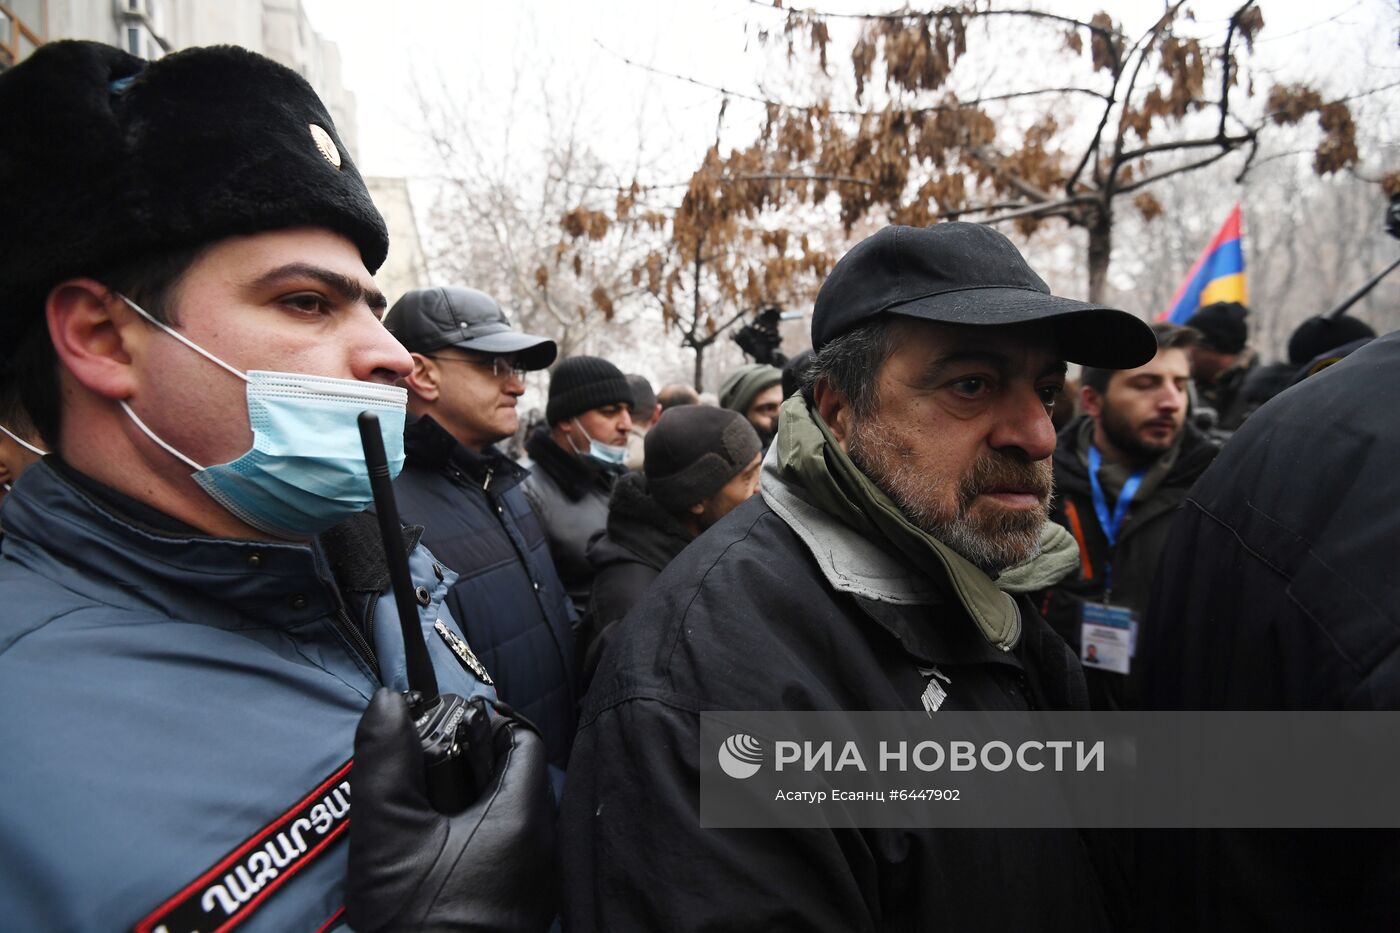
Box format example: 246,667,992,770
1080,322,1199,394
17,244,207,452
657,383,700,410
800,318,900,419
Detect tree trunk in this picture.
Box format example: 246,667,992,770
693,343,706,391
1087,207,1112,305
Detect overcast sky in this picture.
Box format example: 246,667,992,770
303,0,1398,183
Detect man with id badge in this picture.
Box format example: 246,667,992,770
1040,322,1219,709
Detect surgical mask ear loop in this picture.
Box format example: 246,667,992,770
114,291,246,473
0,423,47,457
565,420,589,457
120,401,205,471
115,291,249,383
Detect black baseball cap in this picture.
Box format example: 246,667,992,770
384,286,557,370
811,224,1156,368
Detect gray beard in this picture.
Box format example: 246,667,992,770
848,420,1049,575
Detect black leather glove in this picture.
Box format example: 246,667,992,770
346,688,557,932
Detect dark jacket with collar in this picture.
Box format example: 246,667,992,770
1042,416,1218,710
1134,330,1400,933
522,426,622,615
393,415,577,770
0,459,494,932
560,446,1120,933
580,471,694,689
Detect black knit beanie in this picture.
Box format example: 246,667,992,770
546,356,634,425
1185,302,1250,354
1287,315,1376,365
645,406,762,513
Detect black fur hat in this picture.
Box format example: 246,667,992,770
0,40,388,361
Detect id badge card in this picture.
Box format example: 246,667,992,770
1080,602,1137,675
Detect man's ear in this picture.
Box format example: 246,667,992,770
403,353,441,402
812,378,853,450
46,279,143,402
1080,384,1104,420
689,499,706,517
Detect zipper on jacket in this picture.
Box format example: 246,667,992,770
482,468,494,491
362,591,380,663
335,604,379,675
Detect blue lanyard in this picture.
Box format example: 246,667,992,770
1087,445,1146,551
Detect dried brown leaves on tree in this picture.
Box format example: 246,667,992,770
556,0,1373,381
664,2,1362,302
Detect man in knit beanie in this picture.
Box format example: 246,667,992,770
579,406,761,688
719,362,784,447
523,356,634,613
1184,301,1257,431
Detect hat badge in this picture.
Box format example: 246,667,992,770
309,124,342,169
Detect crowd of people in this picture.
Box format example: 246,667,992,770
0,39,1395,933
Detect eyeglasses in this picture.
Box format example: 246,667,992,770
423,354,528,381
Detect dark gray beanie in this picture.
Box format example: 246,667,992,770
1287,315,1376,365
1185,302,1249,354
546,356,633,425
645,406,762,512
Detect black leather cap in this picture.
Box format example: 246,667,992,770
811,224,1156,368
384,287,556,371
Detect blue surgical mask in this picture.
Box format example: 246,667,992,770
116,293,407,539
568,418,628,467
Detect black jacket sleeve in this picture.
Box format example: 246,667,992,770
577,562,659,691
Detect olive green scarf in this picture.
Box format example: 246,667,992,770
774,395,1021,650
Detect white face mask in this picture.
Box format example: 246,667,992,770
566,418,627,466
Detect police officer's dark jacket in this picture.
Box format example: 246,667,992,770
0,460,494,931
1041,415,1218,709
522,426,622,615
394,414,577,771
560,397,1121,932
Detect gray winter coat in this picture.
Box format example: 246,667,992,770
0,460,494,932
522,428,622,614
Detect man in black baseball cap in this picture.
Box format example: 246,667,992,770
386,287,578,783
562,223,1154,932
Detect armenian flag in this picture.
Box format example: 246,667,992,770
1158,204,1247,324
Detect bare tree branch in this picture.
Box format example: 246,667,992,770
754,0,1116,41
594,40,1109,115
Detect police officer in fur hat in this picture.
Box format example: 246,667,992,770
0,41,553,931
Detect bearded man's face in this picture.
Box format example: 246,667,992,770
837,320,1063,574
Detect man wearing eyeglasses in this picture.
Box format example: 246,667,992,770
385,287,579,782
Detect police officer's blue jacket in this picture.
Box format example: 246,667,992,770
0,460,494,932
393,415,577,772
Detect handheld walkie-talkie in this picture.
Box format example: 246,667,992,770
358,411,493,814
